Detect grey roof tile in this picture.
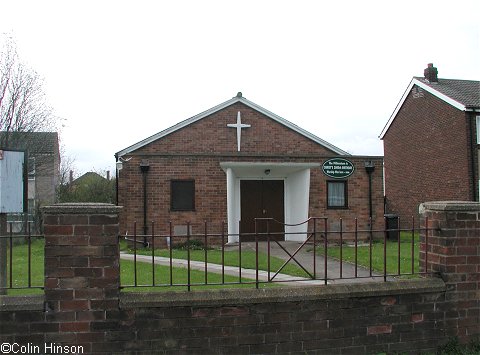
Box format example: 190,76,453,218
413,77,480,108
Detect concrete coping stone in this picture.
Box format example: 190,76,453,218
0,295,44,311
420,201,480,213
42,203,123,215
120,278,446,309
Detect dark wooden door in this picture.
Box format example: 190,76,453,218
240,180,284,240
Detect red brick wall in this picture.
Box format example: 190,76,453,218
42,204,121,353
383,87,473,226
118,156,384,237
0,281,449,354
136,103,334,155
420,201,480,342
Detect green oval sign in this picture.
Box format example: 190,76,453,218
322,158,355,179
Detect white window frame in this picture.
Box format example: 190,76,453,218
476,116,480,144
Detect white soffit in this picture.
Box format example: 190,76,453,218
116,96,349,157
220,162,320,178
379,78,467,139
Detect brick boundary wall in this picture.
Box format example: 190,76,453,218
0,202,478,354
420,201,480,342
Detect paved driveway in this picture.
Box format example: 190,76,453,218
227,241,384,284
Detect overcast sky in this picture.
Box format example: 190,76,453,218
1,0,479,175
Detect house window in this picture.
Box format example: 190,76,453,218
171,180,195,211
327,181,348,209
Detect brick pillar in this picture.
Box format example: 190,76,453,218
42,203,122,352
420,201,480,342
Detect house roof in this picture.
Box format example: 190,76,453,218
0,131,59,154
116,94,349,157
380,77,480,139
72,172,107,185
413,77,480,108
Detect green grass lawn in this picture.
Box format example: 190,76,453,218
120,259,271,292
316,232,420,275
120,240,309,278
4,233,420,295
3,238,282,295
2,238,44,295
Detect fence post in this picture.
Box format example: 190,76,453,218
0,213,6,295
42,203,122,352
419,201,480,343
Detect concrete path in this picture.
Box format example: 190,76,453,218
120,252,325,286
228,241,384,284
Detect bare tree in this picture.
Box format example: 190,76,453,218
0,35,58,147
0,35,62,290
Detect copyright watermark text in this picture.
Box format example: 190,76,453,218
1,343,84,354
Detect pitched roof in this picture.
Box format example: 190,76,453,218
0,131,59,154
413,77,480,108
116,94,349,157
380,77,480,139
72,172,107,185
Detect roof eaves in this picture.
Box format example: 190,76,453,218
415,79,466,111
116,96,241,157
379,78,467,139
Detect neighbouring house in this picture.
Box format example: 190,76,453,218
380,64,480,226
116,93,384,243
59,171,115,204
0,131,60,231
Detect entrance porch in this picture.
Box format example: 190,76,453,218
220,162,320,243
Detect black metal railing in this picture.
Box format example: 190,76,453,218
0,222,44,293
119,216,434,290
0,216,438,293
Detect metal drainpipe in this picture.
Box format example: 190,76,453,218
114,153,119,206
364,161,375,222
468,112,478,201
140,161,150,246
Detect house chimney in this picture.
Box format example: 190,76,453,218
69,170,73,184
106,170,110,181
424,63,438,82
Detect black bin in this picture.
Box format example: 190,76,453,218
384,214,399,241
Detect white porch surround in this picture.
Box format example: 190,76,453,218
220,162,319,243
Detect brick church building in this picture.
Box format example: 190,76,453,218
116,93,384,242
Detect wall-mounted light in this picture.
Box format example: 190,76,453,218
116,156,132,171
264,169,271,175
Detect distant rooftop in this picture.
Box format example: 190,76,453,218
0,131,59,153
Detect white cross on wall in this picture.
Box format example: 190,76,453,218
227,111,251,152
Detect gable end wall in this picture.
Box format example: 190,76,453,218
134,103,337,156
383,86,474,224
